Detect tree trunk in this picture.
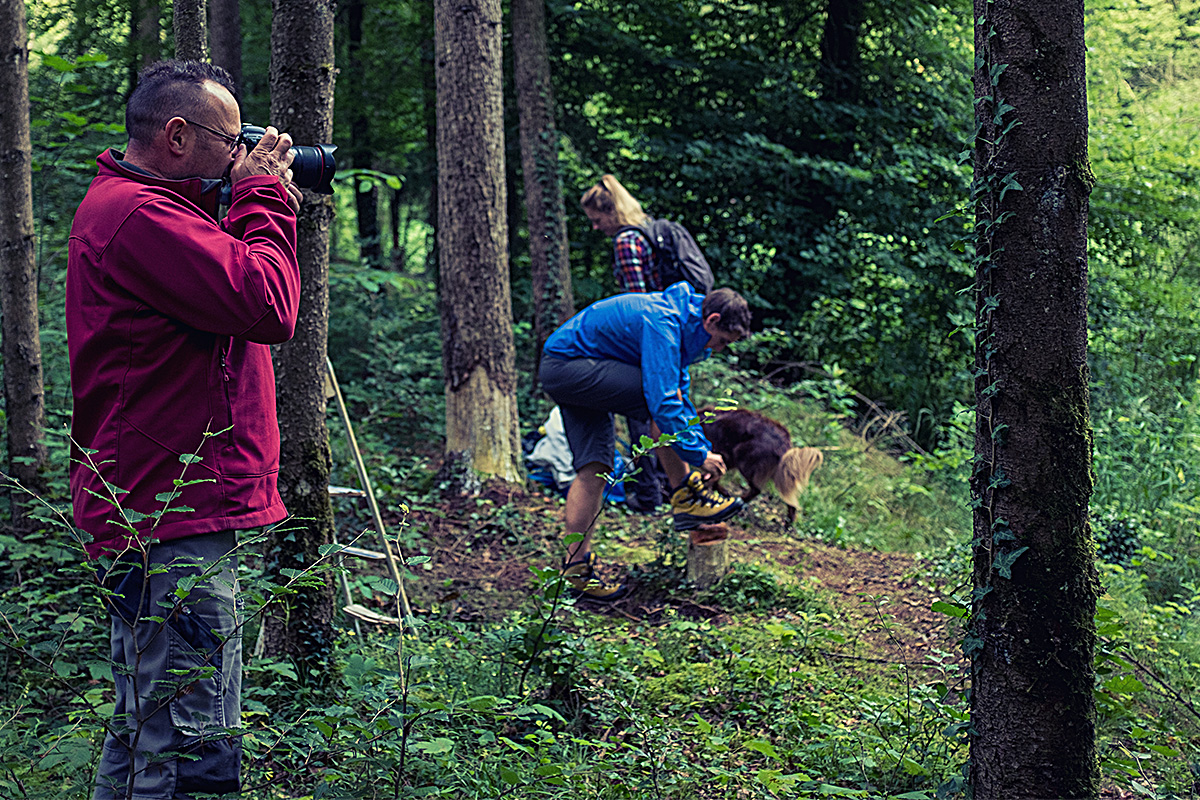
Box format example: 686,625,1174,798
208,0,242,88
262,0,338,667
128,0,162,96
174,0,207,61
421,23,438,277
819,0,865,105
0,0,48,528
347,0,382,266
434,0,522,483
511,0,573,364
811,0,865,192
390,186,407,271
969,1,1098,797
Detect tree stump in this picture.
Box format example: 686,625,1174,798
687,523,730,589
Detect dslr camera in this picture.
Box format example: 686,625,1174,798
238,123,338,195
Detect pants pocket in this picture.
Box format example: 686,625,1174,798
167,601,231,735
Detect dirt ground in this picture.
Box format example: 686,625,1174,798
349,481,960,673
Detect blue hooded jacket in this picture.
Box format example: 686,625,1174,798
543,281,713,466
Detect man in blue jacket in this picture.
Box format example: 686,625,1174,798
540,282,751,600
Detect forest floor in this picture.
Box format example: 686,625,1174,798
346,481,1142,800
355,480,957,673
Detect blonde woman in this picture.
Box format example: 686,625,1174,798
580,174,664,293
580,174,671,511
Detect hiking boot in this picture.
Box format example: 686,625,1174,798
670,470,745,531
562,553,629,602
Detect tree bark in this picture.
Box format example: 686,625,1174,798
208,0,242,88
347,0,382,266
512,0,573,366
128,0,162,96
421,20,438,276
434,0,522,483
0,0,48,527
174,0,207,61
819,0,865,106
969,1,1098,797
262,0,338,667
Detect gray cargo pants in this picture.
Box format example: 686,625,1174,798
92,530,242,800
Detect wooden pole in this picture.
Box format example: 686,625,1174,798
327,358,416,629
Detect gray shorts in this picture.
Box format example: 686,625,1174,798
93,530,242,800
540,356,650,471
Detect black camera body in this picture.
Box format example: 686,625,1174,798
238,124,337,195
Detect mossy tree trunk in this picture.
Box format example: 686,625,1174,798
262,0,337,667
174,0,207,61
0,0,48,531
512,0,573,367
969,1,1098,797
434,0,522,483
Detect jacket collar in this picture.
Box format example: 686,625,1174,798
664,281,712,366
97,148,225,219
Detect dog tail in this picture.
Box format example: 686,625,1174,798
776,447,824,509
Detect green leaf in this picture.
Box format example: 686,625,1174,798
1147,744,1180,757
993,546,1028,578
931,600,968,618
41,54,76,72
1103,675,1145,694
413,738,454,755
464,695,499,711
744,739,780,759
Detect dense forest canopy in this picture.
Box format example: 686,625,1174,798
18,0,1200,483
27,0,978,447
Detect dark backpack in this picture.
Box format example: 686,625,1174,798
620,217,715,295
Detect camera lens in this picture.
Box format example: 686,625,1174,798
236,124,338,195
290,144,338,195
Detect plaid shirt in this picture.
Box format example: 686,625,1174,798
612,228,663,292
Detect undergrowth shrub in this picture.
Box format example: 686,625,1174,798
1093,571,1200,797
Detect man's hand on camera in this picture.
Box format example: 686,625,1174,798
230,126,302,214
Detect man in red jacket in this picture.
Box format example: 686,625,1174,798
67,60,302,799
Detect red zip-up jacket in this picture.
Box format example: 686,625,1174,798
67,149,300,559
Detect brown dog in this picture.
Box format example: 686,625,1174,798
700,407,823,523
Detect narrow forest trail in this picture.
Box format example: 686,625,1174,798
370,484,961,673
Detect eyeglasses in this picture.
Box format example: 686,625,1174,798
181,118,241,153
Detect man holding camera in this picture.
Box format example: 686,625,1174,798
67,59,301,799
